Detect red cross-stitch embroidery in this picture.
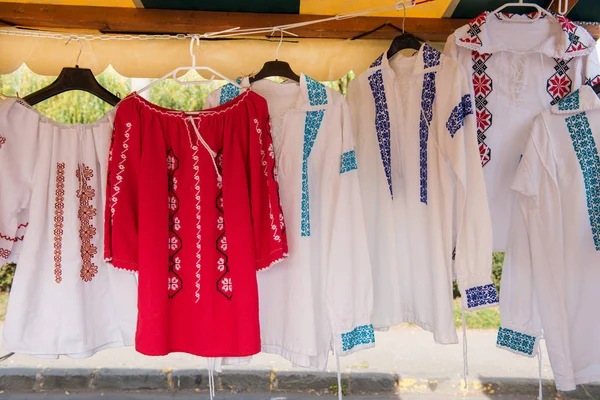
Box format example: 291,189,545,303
472,51,493,167
76,164,98,282
167,148,183,299
54,162,66,283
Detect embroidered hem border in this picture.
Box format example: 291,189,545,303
341,324,375,353
465,283,499,309
496,326,537,357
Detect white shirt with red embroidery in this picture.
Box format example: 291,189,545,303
204,75,374,370
498,85,600,391
0,98,137,358
347,44,496,343
444,12,600,250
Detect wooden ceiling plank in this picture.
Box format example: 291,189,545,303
0,2,597,41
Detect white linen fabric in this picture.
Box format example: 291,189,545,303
0,98,137,358
498,85,600,391
347,43,496,343
444,12,600,250
205,75,374,369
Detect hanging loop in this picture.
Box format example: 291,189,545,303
400,2,407,33
275,28,284,60
65,37,83,67
558,0,569,15
189,34,200,68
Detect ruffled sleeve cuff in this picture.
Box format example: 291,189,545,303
336,324,376,356
496,326,539,357
464,282,499,310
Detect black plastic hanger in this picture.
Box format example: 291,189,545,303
249,29,300,83
593,81,600,96
386,32,423,59
350,22,404,41
23,39,120,106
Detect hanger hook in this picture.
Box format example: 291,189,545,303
400,2,406,33
65,37,83,67
274,28,284,61
189,34,200,68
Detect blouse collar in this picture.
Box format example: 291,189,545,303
367,43,443,77
454,11,596,60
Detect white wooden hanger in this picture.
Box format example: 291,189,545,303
492,0,555,23
136,35,241,95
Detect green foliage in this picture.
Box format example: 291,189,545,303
453,300,500,330
0,263,15,293
148,70,225,111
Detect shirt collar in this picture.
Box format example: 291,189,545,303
455,11,596,60
367,43,443,77
551,84,600,115
238,73,330,111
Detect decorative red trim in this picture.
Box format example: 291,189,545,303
54,163,66,283
76,164,98,282
0,135,6,150
0,248,10,260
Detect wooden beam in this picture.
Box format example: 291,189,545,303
0,2,597,41
547,0,580,16
0,2,461,42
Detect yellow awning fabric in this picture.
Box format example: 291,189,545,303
0,33,443,80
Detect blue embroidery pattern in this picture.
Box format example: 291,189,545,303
566,111,600,250
558,89,580,111
218,78,242,105
418,45,441,204
496,327,536,356
301,110,325,237
446,94,474,138
419,72,436,204
465,283,499,308
368,70,393,198
370,54,384,68
305,75,328,106
341,324,375,353
340,150,358,174
422,44,441,68
300,77,328,237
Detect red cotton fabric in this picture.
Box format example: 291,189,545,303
104,90,288,357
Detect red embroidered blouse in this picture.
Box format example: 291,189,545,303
104,91,288,357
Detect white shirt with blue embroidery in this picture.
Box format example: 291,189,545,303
444,12,600,250
204,75,374,369
498,85,600,391
347,44,497,344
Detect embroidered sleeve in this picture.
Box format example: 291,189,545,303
249,110,288,271
0,99,37,264
104,103,141,272
328,101,375,356
583,47,600,87
498,116,551,358
441,67,497,310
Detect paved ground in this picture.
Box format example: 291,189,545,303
0,325,553,381
0,393,540,400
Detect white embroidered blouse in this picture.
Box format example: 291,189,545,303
498,85,600,391
347,44,496,344
0,98,137,358
444,12,600,250
204,76,374,370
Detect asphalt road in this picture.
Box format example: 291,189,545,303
0,392,539,400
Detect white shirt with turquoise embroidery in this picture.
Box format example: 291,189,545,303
204,75,374,370
347,44,497,344
498,85,600,391
444,12,600,251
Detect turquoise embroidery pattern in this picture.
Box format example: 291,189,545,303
301,76,328,237
446,94,473,138
340,150,358,174
418,45,441,204
566,111,600,250
558,89,580,111
368,70,393,198
219,78,243,105
465,283,499,308
496,327,536,356
341,324,375,352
